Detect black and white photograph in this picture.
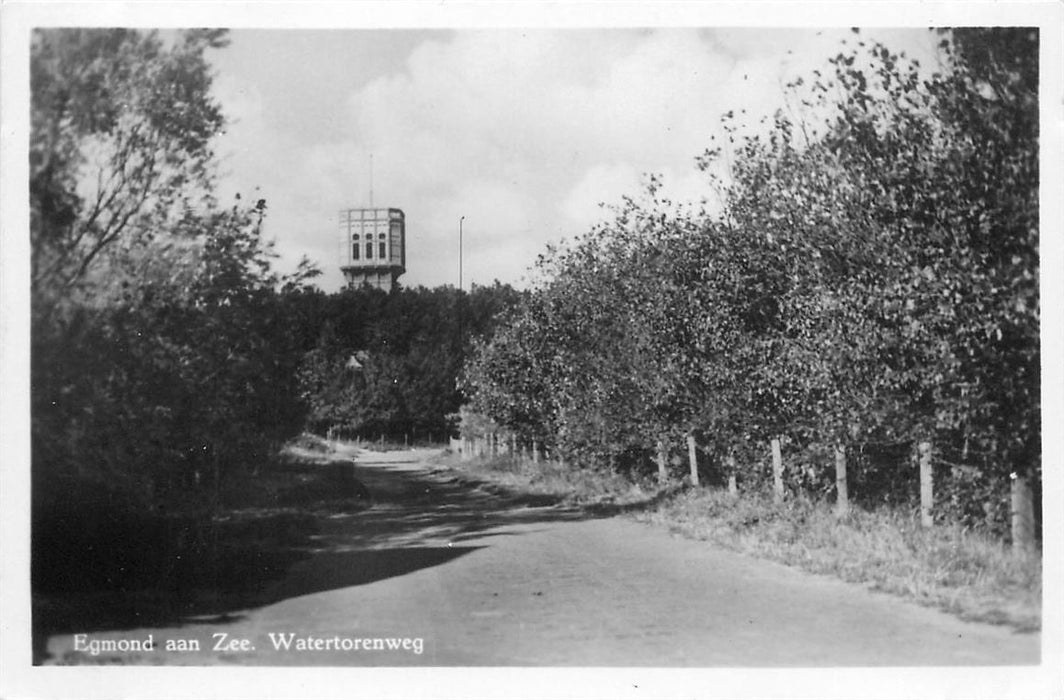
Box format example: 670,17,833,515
1,2,1061,699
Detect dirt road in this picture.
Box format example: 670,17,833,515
44,448,1039,666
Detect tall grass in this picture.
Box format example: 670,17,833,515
439,451,1041,631
632,488,1041,631
436,452,653,507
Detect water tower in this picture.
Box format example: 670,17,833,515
339,207,406,291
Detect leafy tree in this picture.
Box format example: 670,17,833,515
463,28,1038,529
31,28,228,312
31,28,323,521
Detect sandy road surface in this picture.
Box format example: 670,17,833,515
44,448,1039,666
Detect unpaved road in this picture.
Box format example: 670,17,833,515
45,448,1039,666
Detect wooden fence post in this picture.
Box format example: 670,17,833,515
687,434,699,487
656,440,668,485
1011,472,1035,553
726,455,738,498
919,441,934,528
771,438,784,502
532,439,540,464
835,445,849,517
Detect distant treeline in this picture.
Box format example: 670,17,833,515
462,29,1039,536
297,282,525,442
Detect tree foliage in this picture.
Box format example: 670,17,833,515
463,28,1039,529
30,29,322,523
31,28,229,310
298,283,524,440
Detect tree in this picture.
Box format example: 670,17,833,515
463,28,1039,529
31,28,323,514
31,28,229,313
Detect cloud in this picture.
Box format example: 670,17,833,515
209,28,942,292
337,29,745,288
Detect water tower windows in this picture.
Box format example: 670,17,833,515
389,221,402,265
366,240,374,259
352,233,360,260
378,232,387,259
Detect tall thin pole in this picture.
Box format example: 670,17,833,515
457,216,466,373
369,153,374,209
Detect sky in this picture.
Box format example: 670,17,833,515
205,27,943,293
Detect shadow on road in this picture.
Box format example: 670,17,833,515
331,459,593,551
34,450,603,663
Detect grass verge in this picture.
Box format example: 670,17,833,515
433,451,659,508
438,451,1041,632
637,488,1041,631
